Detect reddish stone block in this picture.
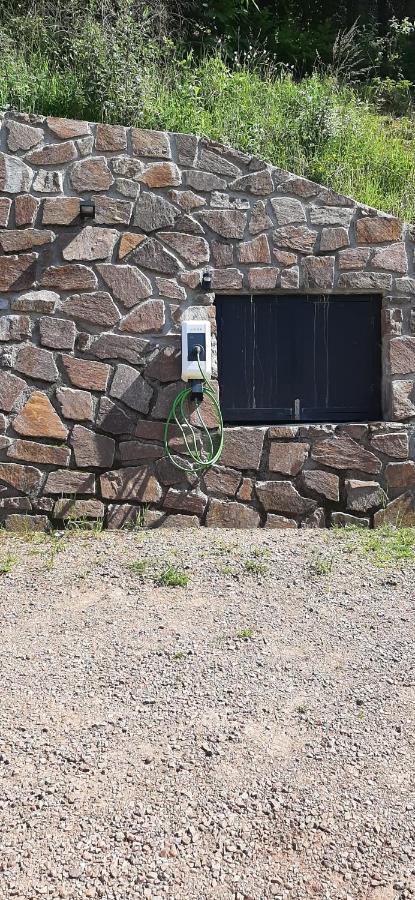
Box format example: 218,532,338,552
385,461,415,490
40,264,97,291
205,499,260,528
311,435,381,474
0,314,31,341
42,197,80,225
255,481,316,515
15,194,40,227
120,300,165,334
44,469,95,495
26,141,77,166
39,316,76,350
95,123,127,152
100,466,163,502
14,346,58,383
7,440,70,467
13,392,68,439
0,371,26,412
56,387,93,422
356,216,402,244
269,442,309,475
0,253,37,291
0,462,42,493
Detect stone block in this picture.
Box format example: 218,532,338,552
338,248,370,269
26,141,77,166
331,512,369,527
273,251,299,267
95,123,127,152
146,346,181,382
0,371,26,412
7,439,70,466
13,391,68,438
356,216,402,244
247,267,279,290
89,333,148,365
374,492,415,527
186,170,227,192
230,169,273,195
139,162,181,188
0,314,31,341
0,253,37,291
270,197,306,225
238,234,271,263
278,175,318,198
198,210,246,239
175,133,198,167
268,425,299,438
61,354,111,391
302,255,334,290
100,466,163,502
56,387,93,422
255,481,316,515
5,514,49,533
273,226,316,253
107,503,143,530
0,152,33,193
249,200,272,234
237,477,253,501
158,232,209,265
211,268,243,290
97,263,151,306
345,479,384,512
309,207,353,226
385,461,415,490
203,466,241,497
280,266,299,289
47,117,91,139
268,442,309,475
0,462,42,493
14,345,58,382
0,198,11,227
264,514,297,528
170,190,205,211
370,432,408,459
133,238,182,275
391,381,415,419
164,488,207,516
133,193,179,232
372,243,407,273
39,316,76,350
0,228,55,253
0,496,32,512
32,170,63,193
205,499,260,528
40,264,97,291
62,292,120,327
15,194,40,227
220,427,266,470
301,469,339,501
301,508,326,528
70,157,113,191
395,277,415,294
118,232,145,259
319,226,349,251
155,277,186,301
42,197,81,226
159,513,198,527
62,226,118,261
390,337,415,375
311,435,381,474
54,499,104,520
199,148,240,178
6,120,43,152
71,425,115,468
131,128,171,158
94,196,133,225
119,441,163,464
109,363,153,413
120,300,165,335
211,242,234,266
44,469,95,495
96,397,134,435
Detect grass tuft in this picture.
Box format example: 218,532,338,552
0,553,17,575
156,566,189,588
335,524,415,567
236,627,255,639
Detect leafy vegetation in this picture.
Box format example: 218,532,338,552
1,1,415,216
337,524,415,567
156,565,190,587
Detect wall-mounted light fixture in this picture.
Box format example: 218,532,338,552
80,199,95,219
201,270,212,291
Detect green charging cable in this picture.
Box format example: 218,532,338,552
163,353,224,475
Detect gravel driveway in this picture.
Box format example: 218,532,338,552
0,527,414,900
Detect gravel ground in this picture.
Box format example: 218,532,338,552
0,526,414,900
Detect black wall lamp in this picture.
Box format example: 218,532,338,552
80,199,95,219
201,270,212,291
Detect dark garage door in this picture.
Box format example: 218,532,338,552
215,294,382,423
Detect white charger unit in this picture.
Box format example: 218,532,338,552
181,320,212,382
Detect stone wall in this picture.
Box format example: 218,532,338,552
0,110,415,530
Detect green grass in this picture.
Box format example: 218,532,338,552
0,553,17,574
2,8,415,221
311,555,333,576
336,524,415,567
236,627,255,639
156,566,190,588
128,560,147,575
244,559,267,576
